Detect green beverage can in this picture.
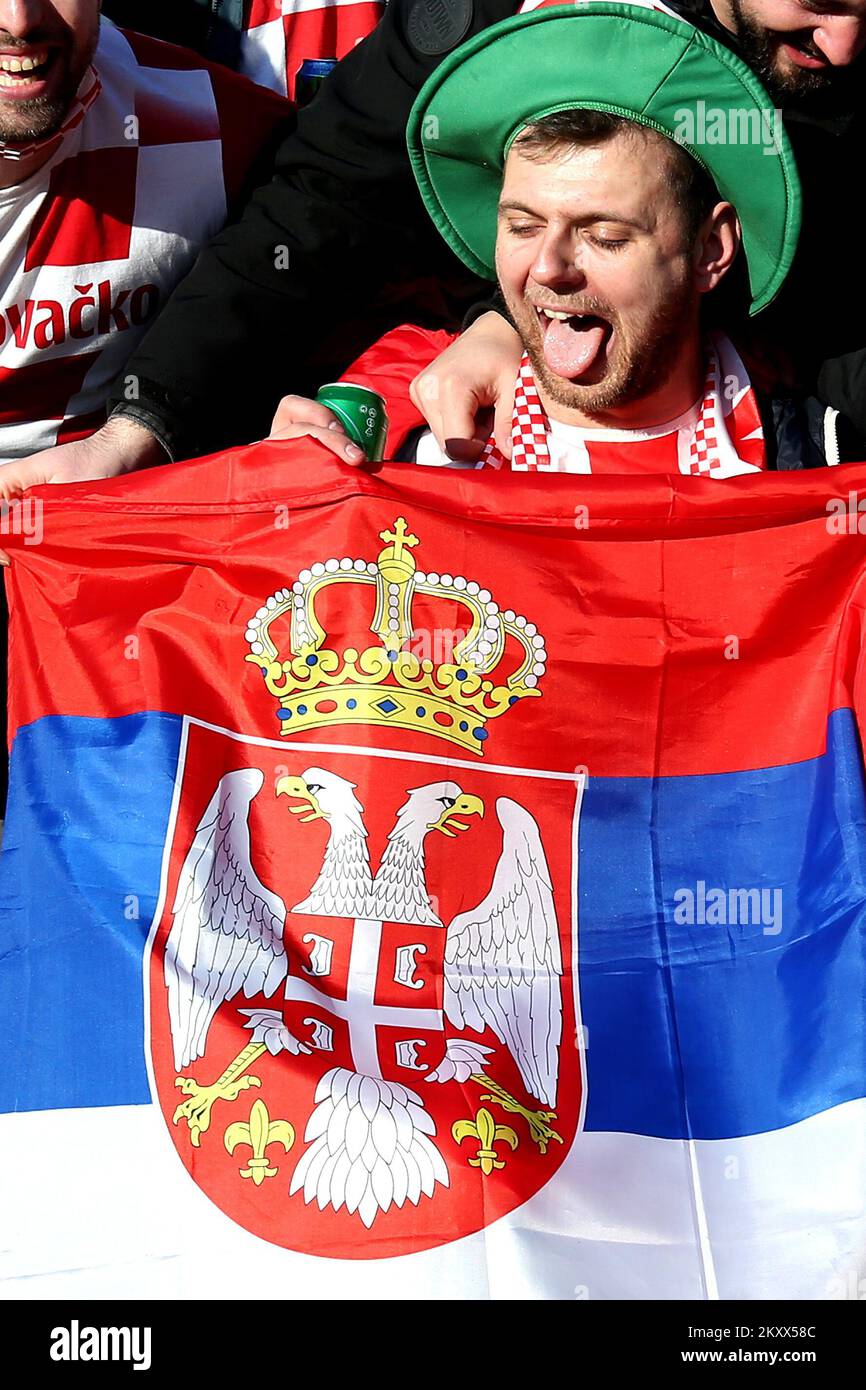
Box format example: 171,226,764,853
316,381,389,462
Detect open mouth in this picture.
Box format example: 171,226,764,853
536,305,614,381
778,38,829,70
428,794,485,838
275,775,327,823
0,48,59,93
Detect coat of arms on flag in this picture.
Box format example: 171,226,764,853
146,517,585,1256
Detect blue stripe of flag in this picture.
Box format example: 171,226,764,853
2,708,865,1138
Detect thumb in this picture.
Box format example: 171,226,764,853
433,390,479,455
0,475,29,564
0,466,27,502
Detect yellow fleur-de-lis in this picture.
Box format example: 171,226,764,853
224,1098,295,1185
452,1106,519,1176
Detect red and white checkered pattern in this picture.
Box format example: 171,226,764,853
480,354,551,470
687,414,719,474
685,358,722,475
0,20,288,462
239,0,383,99
477,336,768,476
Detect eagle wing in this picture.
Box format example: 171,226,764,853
443,797,562,1107
165,767,288,1071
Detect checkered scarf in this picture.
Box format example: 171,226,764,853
478,336,766,475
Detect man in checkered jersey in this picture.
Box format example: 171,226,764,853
0,0,288,463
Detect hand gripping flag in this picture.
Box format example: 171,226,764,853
2,446,866,1301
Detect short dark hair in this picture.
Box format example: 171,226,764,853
513,109,719,245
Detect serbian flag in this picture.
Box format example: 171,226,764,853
2,447,866,1301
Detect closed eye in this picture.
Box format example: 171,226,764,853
506,222,542,238
586,234,627,250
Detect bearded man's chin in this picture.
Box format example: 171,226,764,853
763,54,832,101
0,100,67,145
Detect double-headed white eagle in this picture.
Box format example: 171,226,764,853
165,765,562,1227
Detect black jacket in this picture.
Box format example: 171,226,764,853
103,0,246,66
108,0,866,458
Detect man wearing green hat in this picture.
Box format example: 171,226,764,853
405,0,866,461
269,4,854,473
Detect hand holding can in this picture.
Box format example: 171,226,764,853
315,383,389,463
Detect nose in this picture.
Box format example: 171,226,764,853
529,225,586,291
812,16,866,66
0,0,49,38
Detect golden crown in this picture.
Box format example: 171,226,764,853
245,517,546,754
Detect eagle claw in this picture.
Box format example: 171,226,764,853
475,1077,564,1155
173,1074,262,1147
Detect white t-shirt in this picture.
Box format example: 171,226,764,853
413,405,742,474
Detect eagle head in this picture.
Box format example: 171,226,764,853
389,781,484,845
276,767,367,839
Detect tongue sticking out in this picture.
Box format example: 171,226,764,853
542,314,608,379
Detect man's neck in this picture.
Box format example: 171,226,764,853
675,0,735,36
537,338,707,434
706,0,737,38
0,146,57,192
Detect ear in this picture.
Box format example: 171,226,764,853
693,202,740,297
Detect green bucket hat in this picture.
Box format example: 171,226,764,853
407,2,801,315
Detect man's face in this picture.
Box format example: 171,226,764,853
718,0,866,100
0,0,99,146
495,130,702,420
